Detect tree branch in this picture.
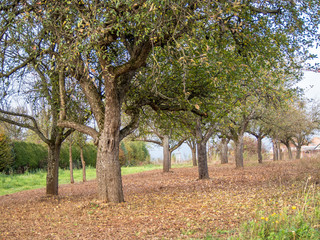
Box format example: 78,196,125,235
0,109,50,145
134,138,162,146
119,110,140,141
170,137,187,153
0,55,37,78
57,120,99,144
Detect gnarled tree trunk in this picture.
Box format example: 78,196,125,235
191,146,197,166
195,119,210,179
272,139,279,161
234,134,244,168
220,138,229,164
296,146,302,159
278,142,283,160
197,141,209,179
283,141,293,160
163,135,170,172
46,143,61,195
96,76,124,203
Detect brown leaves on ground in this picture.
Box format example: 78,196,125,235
1,159,320,240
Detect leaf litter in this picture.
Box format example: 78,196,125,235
1,158,320,239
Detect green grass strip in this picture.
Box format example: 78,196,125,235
0,163,192,196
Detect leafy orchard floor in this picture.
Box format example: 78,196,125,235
0,159,320,239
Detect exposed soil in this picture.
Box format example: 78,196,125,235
1,159,319,239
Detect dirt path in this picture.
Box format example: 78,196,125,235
0,160,318,239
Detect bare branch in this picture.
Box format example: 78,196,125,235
119,111,139,141
0,109,50,144
134,138,162,146
170,137,187,153
57,120,99,143
0,55,36,78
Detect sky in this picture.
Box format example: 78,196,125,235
298,70,320,101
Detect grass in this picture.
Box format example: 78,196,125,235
206,173,320,239
0,163,192,196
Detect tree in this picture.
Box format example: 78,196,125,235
266,100,318,160
2,1,319,203
133,109,186,172
186,138,197,166
218,137,230,164
289,102,318,159
247,119,271,163
74,132,88,182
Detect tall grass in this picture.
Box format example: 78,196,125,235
206,158,320,240
232,183,320,240
0,163,192,196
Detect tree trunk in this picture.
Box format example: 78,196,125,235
220,138,228,164
96,76,124,203
277,141,283,160
197,141,209,179
234,134,244,168
46,143,61,195
257,136,263,164
80,147,86,182
287,145,293,160
191,145,197,166
284,142,293,160
163,135,170,172
272,139,278,161
195,119,209,179
296,146,301,159
69,141,74,184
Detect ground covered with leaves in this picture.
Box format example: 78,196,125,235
1,159,320,239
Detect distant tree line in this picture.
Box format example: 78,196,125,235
0,137,150,174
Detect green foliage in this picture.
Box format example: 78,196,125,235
0,133,13,172
11,141,47,173
120,141,150,166
59,143,97,169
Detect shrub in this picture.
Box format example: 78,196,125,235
121,141,150,166
0,133,14,172
12,141,47,173
59,143,97,169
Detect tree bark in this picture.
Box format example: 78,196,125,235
80,147,86,182
277,141,283,160
69,141,74,184
257,136,263,164
234,134,244,168
284,141,293,160
46,143,61,195
197,141,209,179
96,75,124,203
195,119,210,179
163,135,170,172
191,145,197,166
296,146,301,159
220,138,229,164
272,139,279,161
